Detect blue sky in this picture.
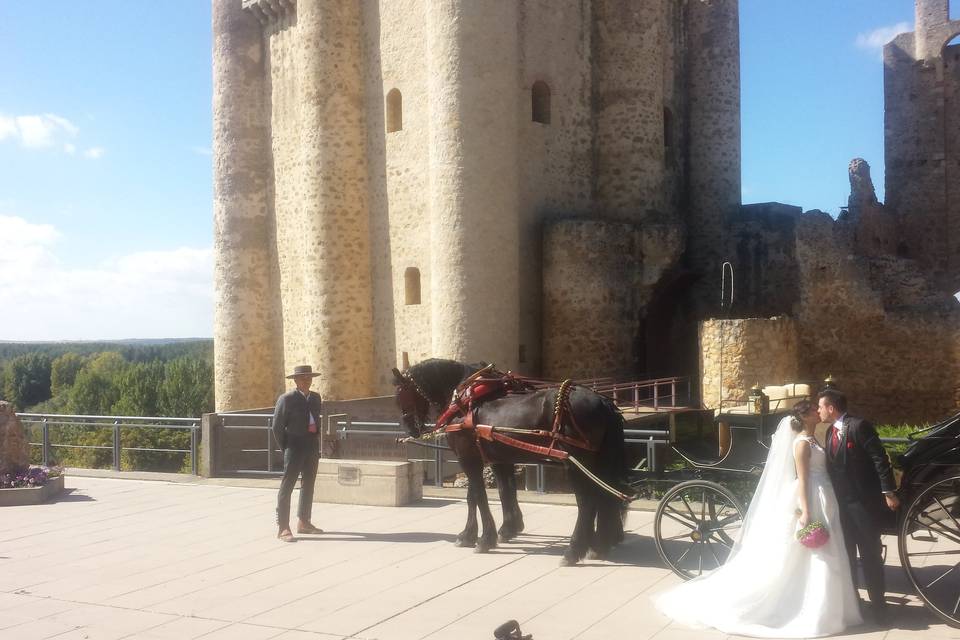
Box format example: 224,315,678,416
0,1,931,340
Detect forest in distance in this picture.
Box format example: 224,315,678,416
0,339,213,473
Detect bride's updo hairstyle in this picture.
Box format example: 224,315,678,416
789,399,813,432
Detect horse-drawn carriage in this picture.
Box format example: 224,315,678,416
393,360,960,627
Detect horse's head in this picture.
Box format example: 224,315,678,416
392,367,430,437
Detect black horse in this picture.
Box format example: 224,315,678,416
393,358,630,566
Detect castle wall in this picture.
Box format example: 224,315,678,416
425,1,521,370
516,0,594,374
591,0,665,220
265,0,376,399
684,0,741,314
792,212,959,424
212,0,283,411
884,6,960,294
543,218,683,379
363,0,432,391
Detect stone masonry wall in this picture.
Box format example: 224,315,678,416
266,0,377,400
362,0,432,390
212,0,284,411
543,218,682,379
684,0,741,315
793,212,959,424
885,11,960,294
699,317,799,411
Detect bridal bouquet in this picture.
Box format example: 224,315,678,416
796,521,830,548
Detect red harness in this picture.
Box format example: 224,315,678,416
431,376,598,463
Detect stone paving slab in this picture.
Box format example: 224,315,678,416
1,477,958,640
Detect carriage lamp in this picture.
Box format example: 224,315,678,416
748,383,769,415
822,374,837,391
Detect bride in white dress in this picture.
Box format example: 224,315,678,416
652,400,863,637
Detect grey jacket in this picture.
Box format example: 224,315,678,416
271,389,322,450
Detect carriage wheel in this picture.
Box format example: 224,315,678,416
654,480,745,580
898,475,960,628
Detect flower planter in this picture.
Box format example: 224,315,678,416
0,474,65,506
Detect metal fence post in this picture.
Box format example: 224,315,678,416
648,435,656,472
191,422,199,476
42,417,50,466
537,463,545,494
267,416,274,473
671,379,677,407
434,446,443,487
113,420,121,471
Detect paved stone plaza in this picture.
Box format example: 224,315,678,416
2,476,958,640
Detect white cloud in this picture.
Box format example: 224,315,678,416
3,113,79,149
191,145,212,156
0,215,213,340
0,112,105,157
855,22,912,56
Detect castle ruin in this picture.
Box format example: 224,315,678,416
214,0,960,425
213,0,739,410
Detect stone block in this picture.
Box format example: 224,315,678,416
0,474,65,507
313,459,422,507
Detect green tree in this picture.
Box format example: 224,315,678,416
112,361,165,417
67,352,127,415
159,357,214,418
50,353,85,397
2,352,52,410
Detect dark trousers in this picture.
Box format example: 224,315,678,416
276,436,320,528
839,499,886,606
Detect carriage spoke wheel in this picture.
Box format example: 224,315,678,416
654,480,745,580
899,475,960,628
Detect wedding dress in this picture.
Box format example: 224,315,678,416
652,417,864,638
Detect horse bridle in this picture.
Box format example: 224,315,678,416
398,371,437,433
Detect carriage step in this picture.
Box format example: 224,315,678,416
494,619,533,640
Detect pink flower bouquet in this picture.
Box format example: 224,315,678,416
796,521,830,548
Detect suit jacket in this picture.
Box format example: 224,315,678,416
272,389,322,450
825,415,896,518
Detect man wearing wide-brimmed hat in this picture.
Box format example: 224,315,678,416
272,364,324,542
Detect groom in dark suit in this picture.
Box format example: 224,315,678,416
818,388,899,623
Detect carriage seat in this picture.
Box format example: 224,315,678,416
673,424,769,473
720,382,812,415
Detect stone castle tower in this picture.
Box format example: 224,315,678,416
212,0,740,411
884,0,960,294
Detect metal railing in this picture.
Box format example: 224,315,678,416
17,413,201,475
591,376,690,411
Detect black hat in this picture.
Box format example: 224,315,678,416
286,364,321,379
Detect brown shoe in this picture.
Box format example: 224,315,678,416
297,524,324,535
278,530,296,543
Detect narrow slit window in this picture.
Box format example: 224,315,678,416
386,88,402,133
404,267,421,305
532,81,551,124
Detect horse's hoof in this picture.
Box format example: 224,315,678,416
586,549,609,561
559,556,577,567
455,537,476,548
497,533,510,544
